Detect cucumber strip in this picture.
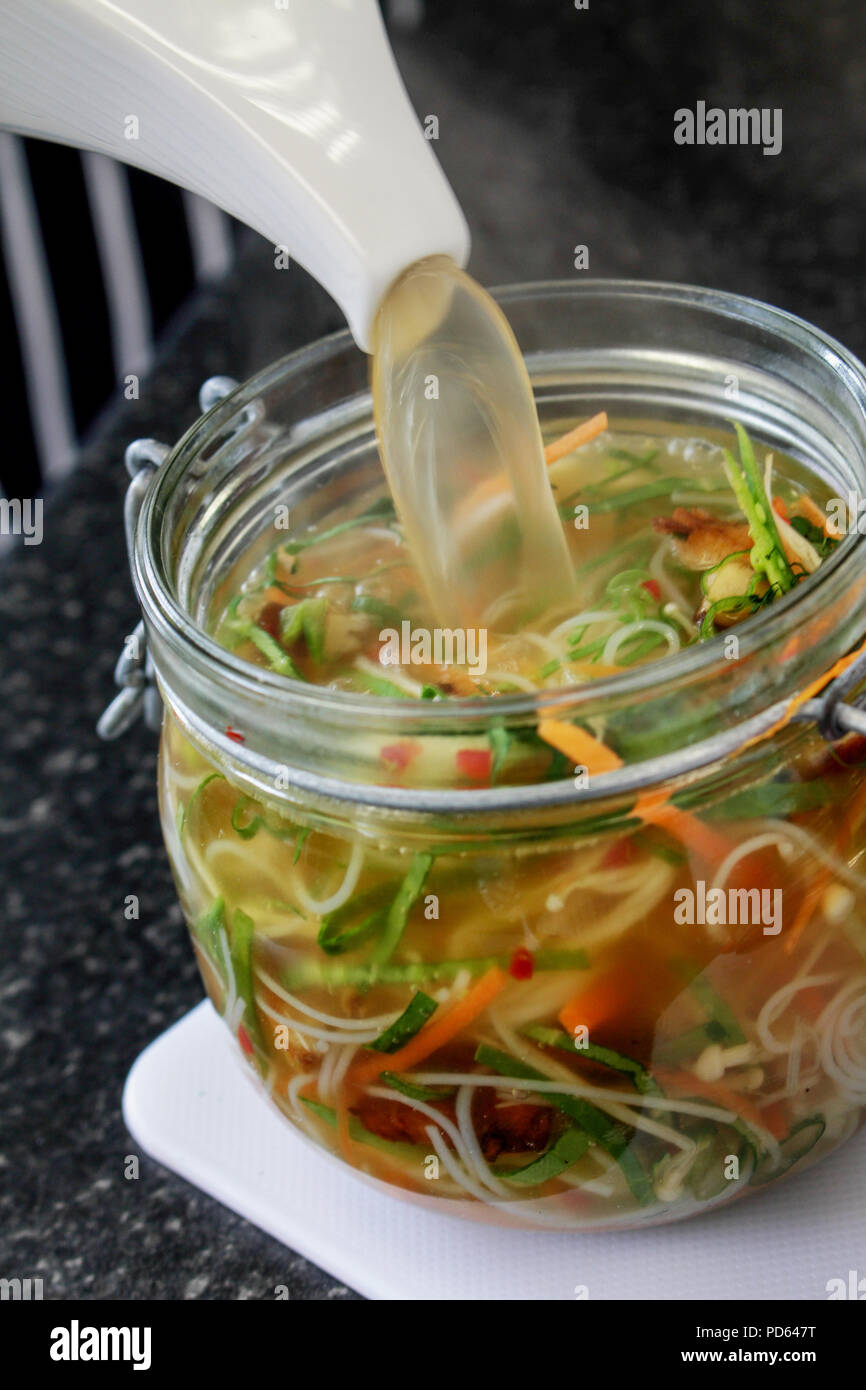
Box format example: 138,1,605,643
380,1072,456,1101
233,619,304,678
523,1025,661,1095
300,1096,426,1163
368,991,438,1053
495,1125,591,1185
292,826,310,864
474,1045,654,1205
749,1116,825,1187
230,909,263,1047
369,853,434,966
349,670,417,699
282,947,589,993
279,597,328,664
317,882,394,956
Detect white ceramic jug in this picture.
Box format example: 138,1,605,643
0,0,469,348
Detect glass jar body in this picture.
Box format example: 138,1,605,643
158,706,866,1230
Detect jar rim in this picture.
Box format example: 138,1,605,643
134,278,866,810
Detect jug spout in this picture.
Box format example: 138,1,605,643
0,0,470,349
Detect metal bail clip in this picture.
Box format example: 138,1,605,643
97,377,240,742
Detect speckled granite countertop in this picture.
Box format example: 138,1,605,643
2,7,865,1299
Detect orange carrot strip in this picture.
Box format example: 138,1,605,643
558,965,635,1040
784,771,866,955
537,721,732,862
745,635,866,752
634,796,733,865
544,412,609,466
352,966,509,1085
653,1068,789,1140
537,718,624,774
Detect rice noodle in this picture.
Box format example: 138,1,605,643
816,976,866,1102
354,654,425,697
756,972,844,1055
291,839,364,916
366,1085,499,1196
455,1085,514,1197
649,539,692,611
254,964,400,1031
255,994,381,1045
549,610,619,642
423,1124,495,1204
404,1071,739,1124
752,819,866,894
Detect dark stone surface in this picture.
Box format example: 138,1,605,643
1,1,864,1300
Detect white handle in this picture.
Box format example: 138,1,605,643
0,0,470,349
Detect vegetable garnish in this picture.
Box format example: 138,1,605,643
368,853,434,967
367,991,438,1053
543,411,608,466
352,967,509,1084
723,422,796,595
524,1025,661,1095
474,1045,654,1204
495,1126,591,1185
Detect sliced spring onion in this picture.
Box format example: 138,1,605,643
368,991,438,1053
494,1125,591,1185
179,772,226,836
282,497,397,555
230,908,263,1047
317,882,394,956
523,1025,661,1095
474,1045,654,1205
369,853,434,967
675,966,746,1046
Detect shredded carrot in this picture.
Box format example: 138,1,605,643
352,966,509,1085
543,411,609,467
558,965,635,1039
745,635,866,753
634,796,733,864
536,718,624,774
653,1068,789,1140
537,721,731,862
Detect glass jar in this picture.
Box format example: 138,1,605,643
122,281,866,1230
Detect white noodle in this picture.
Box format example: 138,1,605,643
712,833,797,894
253,965,400,1031
649,539,692,611
424,1125,494,1204
255,995,381,1045
292,839,364,916
752,819,866,893
602,620,680,666
455,1086,514,1197
481,669,539,693
366,1084,494,1195
405,1071,737,1124
817,976,866,1101
756,973,844,1055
